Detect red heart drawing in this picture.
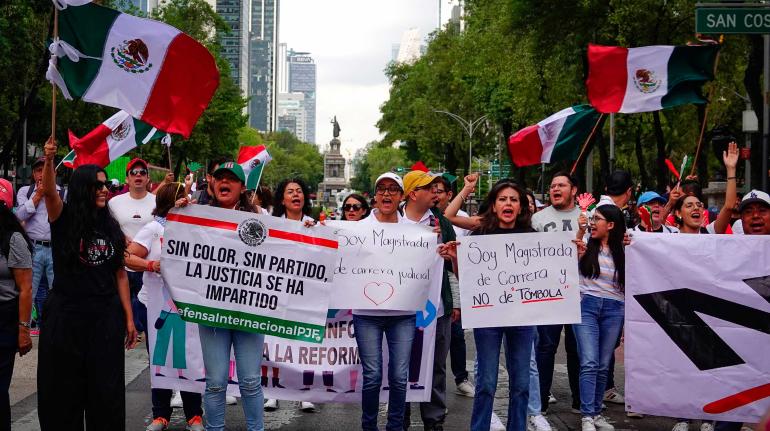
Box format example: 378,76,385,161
364,281,395,306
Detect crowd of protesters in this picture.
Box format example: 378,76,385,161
1,136,768,431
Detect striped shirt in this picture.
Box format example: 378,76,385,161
579,247,624,301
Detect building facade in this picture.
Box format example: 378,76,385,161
287,51,316,144
217,0,250,100
276,92,306,141
248,0,279,132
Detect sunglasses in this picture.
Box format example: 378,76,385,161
343,203,363,211
94,180,109,190
129,168,148,177
376,185,402,195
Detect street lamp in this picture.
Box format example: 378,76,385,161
433,110,488,174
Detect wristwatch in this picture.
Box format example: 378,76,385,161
18,321,30,328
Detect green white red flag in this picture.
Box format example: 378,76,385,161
47,0,219,137
68,110,167,168
237,146,272,190
507,105,600,167
586,44,718,113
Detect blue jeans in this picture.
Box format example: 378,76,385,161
528,338,542,416
536,324,580,409
471,326,534,431
353,314,415,431
31,245,54,319
573,295,625,417
198,325,264,431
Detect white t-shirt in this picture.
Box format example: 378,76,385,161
354,209,413,317
531,205,581,233
108,192,156,240
133,220,164,306
453,209,471,237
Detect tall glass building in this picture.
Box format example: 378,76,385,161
249,0,279,132
287,51,316,144
217,0,250,101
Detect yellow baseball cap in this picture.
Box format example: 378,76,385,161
403,170,440,195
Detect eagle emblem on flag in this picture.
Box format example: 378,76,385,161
110,121,131,141
110,39,153,74
632,69,660,94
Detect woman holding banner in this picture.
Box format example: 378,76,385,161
37,138,138,430
198,162,265,431
124,183,204,431
572,204,626,431
352,172,418,431
467,181,535,431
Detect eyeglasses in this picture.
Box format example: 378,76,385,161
432,187,447,194
589,215,606,223
343,204,363,211
129,168,148,177
94,180,109,190
376,185,402,195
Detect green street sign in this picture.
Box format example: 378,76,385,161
696,7,770,34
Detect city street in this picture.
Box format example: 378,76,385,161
9,331,686,430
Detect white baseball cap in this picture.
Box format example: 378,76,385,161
738,189,770,212
374,172,404,191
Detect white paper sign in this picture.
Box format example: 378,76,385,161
326,221,441,310
625,233,770,422
161,205,338,343
457,231,580,329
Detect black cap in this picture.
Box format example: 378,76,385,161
31,157,45,168
605,170,633,196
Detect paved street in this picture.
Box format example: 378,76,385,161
8,331,716,430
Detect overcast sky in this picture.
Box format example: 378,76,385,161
280,0,458,156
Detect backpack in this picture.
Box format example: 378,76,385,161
26,184,65,201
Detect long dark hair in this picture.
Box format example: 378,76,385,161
0,203,31,257
64,165,125,267
272,178,312,218
579,205,626,289
341,193,371,220
477,181,531,233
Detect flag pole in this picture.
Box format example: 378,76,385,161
570,113,605,175
50,7,59,144
690,35,724,177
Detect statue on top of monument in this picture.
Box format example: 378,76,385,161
331,116,341,138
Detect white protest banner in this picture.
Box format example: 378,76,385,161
325,221,441,310
626,233,770,422
457,231,579,329
161,205,338,343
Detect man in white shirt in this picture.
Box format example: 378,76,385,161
108,158,156,334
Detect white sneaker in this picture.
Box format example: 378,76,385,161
300,401,316,412
527,414,553,431
456,379,475,397
490,412,506,431
264,398,278,411
699,423,714,431
603,388,625,404
672,422,690,431
593,415,614,431
170,390,183,408
626,411,644,418
548,393,557,404
581,416,596,431
226,395,237,405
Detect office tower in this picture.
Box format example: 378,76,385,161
249,0,279,132
217,0,250,101
287,50,316,144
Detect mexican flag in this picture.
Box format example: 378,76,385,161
68,110,167,168
48,1,219,137
586,44,719,113
507,105,601,167
61,150,76,169
237,146,272,189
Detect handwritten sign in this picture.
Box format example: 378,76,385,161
457,231,580,328
325,221,441,310
161,205,338,343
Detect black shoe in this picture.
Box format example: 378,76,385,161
345,389,355,393
272,378,286,389
195,377,206,382
409,384,425,390
326,388,337,393
261,376,269,387
155,373,165,377
178,375,188,380
300,387,311,391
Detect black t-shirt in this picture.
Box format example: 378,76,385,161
51,204,123,300
471,225,535,236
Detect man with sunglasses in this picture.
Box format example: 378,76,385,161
108,158,157,336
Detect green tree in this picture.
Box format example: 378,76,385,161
260,131,324,192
